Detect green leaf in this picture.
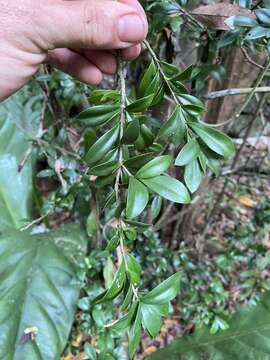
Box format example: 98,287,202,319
121,280,133,311
189,122,235,158
246,26,268,39
136,155,172,179
142,175,190,204
151,196,162,219
85,124,120,165
142,272,181,304
89,89,120,104
0,155,32,230
128,304,142,357
175,138,200,166
184,159,203,193
158,106,186,145
110,301,138,333
126,177,149,219
122,118,140,144
0,106,33,230
75,105,120,126
0,225,87,360
91,160,118,177
141,304,162,338
170,64,194,82
147,292,270,360
233,15,258,27
138,60,156,97
124,153,154,169
94,261,126,304
103,257,115,289
256,8,270,25
127,254,142,286
106,235,120,252
84,342,97,360
86,211,98,237
126,94,155,113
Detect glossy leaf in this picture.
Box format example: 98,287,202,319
142,272,181,304
175,138,200,166
89,89,120,104
0,225,87,360
170,64,194,82
94,261,126,304
256,8,270,25
138,60,156,97
122,118,140,144
127,254,142,286
124,153,154,169
91,160,118,177
233,15,258,27
86,211,98,237
85,124,120,165
142,175,191,204
158,106,186,145
136,155,172,179
141,304,162,338
151,196,162,219
110,302,138,333
246,26,268,39
128,304,142,357
75,105,120,126
126,177,149,219
126,94,155,113
189,122,235,158
184,159,202,193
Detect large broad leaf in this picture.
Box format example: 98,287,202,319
0,225,87,360
148,291,270,360
0,95,36,230
0,94,87,359
0,154,32,230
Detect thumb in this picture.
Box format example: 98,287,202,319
39,0,148,50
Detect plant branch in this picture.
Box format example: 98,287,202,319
143,40,180,106
204,86,270,100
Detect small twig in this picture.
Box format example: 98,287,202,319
20,210,52,231
18,145,33,172
204,86,270,100
143,40,180,106
240,46,264,70
227,57,270,128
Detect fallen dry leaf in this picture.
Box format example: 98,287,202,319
238,195,257,208
191,4,254,30
144,346,157,354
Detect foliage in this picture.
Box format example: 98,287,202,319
0,95,87,359
2,0,270,359
148,290,270,360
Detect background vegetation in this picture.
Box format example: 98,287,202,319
0,0,270,359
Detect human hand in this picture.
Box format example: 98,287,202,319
0,0,148,100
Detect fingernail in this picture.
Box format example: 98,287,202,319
118,14,146,43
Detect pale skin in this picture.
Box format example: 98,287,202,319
0,0,148,101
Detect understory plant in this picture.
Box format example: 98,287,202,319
2,0,270,359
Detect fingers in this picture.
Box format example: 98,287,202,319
47,49,103,85
122,44,141,60
40,0,148,51
80,50,117,74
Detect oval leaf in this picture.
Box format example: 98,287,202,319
142,272,181,304
175,138,200,166
189,122,235,158
136,155,172,179
142,175,190,204
126,177,149,219
85,124,120,165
